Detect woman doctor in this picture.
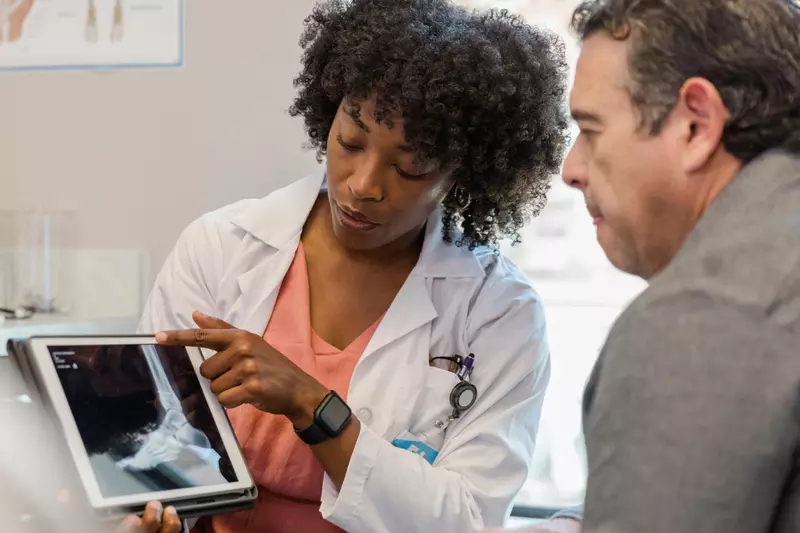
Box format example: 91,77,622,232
125,0,573,532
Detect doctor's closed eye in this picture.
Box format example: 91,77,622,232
336,133,431,180
393,165,430,180
336,134,362,152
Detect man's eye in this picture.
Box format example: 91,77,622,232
578,130,598,147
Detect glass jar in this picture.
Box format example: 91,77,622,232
4,210,76,314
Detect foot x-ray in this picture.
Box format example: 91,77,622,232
116,345,221,471
51,344,237,498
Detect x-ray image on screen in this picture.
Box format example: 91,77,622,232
50,344,237,498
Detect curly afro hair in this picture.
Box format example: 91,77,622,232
289,0,570,249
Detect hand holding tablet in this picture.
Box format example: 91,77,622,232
117,502,181,533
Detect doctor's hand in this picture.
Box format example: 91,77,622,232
117,502,181,533
155,311,330,427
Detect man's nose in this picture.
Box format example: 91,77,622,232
562,145,587,192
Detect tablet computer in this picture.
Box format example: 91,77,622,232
22,336,256,519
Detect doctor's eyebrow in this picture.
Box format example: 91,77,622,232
342,104,415,153
343,107,369,133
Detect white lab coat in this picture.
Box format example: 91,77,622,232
139,174,551,533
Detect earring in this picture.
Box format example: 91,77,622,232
454,186,471,211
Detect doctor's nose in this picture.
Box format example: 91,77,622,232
347,163,386,202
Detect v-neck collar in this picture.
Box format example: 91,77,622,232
293,243,384,355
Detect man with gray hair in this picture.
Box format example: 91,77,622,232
552,0,800,532
493,0,800,531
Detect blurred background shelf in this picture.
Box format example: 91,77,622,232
0,314,140,356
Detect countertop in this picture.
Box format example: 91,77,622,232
0,356,26,398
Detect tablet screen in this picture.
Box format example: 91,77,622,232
48,343,238,499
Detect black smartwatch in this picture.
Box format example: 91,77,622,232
295,391,353,445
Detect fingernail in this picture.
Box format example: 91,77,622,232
149,501,163,513
155,332,167,343
165,506,177,516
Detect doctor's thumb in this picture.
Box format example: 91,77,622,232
192,310,235,330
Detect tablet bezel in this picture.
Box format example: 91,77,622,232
26,335,254,510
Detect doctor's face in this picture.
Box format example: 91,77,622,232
325,98,455,251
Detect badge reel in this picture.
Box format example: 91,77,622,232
393,354,478,465
449,353,477,418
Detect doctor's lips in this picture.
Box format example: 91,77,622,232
336,203,380,231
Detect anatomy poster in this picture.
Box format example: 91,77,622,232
0,0,183,70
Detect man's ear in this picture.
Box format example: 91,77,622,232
674,77,729,173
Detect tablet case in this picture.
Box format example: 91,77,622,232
5,336,258,521
7,338,41,400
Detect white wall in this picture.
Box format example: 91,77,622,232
0,0,322,289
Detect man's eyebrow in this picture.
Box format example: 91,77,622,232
571,109,604,124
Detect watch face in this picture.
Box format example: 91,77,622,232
318,394,352,434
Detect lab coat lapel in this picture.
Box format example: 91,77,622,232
226,244,297,335
361,213,484,359
363,274,438,359
224,174,324,334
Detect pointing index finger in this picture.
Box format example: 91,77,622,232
155,329,236,351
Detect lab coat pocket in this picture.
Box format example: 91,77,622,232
404,368,460,452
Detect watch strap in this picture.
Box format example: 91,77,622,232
295,419,331,445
